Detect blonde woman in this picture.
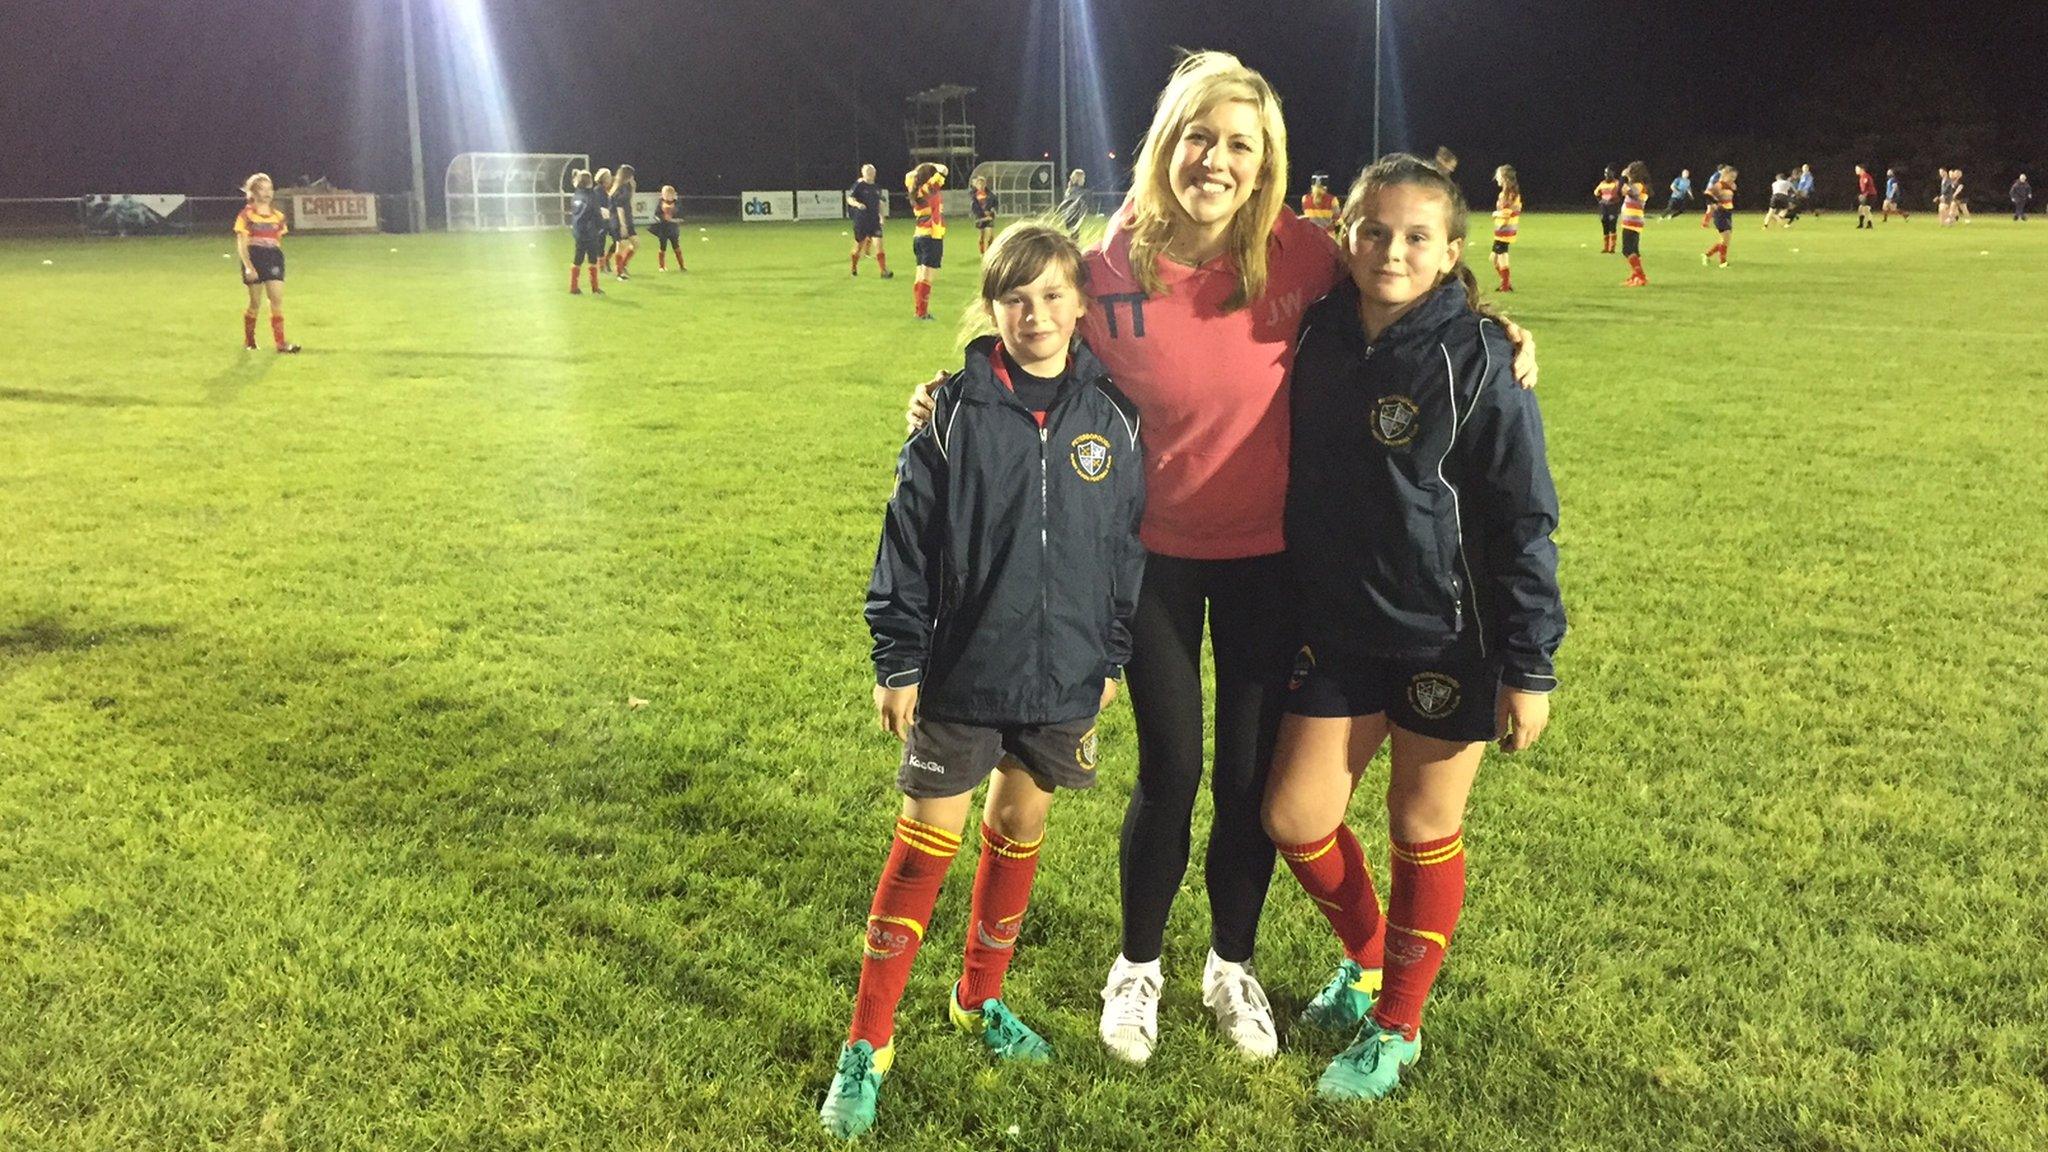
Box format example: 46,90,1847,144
899,51,1539,1065
233,173,299,352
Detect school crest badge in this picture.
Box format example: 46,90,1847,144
1070,433,1112,481
1407,672,1460,719
1371,395,1421,447
1075,726,1099,771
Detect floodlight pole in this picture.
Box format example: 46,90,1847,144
1058,1,1070,189
401,0,429,231
1371,0,1383,160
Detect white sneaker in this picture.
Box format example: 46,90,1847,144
1201,951,1279,1060
1099,955,1162,1064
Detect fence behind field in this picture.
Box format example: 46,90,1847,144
0,190,1135,238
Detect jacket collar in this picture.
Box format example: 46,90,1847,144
956,334,1107,405
1313,277,1471,354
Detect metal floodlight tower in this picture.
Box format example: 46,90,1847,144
401,0,428,231
1372,0,1383,160
1059,1,1069,192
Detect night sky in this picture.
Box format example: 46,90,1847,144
4,1,2039,210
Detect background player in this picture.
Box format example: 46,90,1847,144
609,165,639,279
1594,166,1621,253
846,164,892,278
969,175,999,253
906,162,949,320
1302,173,1339,233
233,173,299,353
1882,168,1910,222
650,185,685,271
1056,168,1089,238
1619,161,1650,286
1703,165,1736,267
1664,168,1693,218
1854,165,1878,228
1490,165,1521,292
567,169,606,295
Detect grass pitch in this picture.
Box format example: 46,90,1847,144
3,212,2046,1151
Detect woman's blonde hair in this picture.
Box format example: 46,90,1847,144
957,220,1089,347
1124,50,1288,312
241,173,273,202
610,165,635,196
572,169,594,190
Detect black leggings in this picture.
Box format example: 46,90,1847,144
1118,551,1297,964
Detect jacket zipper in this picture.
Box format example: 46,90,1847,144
1039,425,1051,694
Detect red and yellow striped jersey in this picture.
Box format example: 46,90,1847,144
1493,190,1522,241
1301,189,1338,223
234,205,287,248
908,172,947,238
1620,181,1647,230
1714,180,1736,211
1595,179,1621,205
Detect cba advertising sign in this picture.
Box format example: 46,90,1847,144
740,191,795,221
291,193,379,232
79,194,189,235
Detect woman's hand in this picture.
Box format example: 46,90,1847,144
905,371,946,434
1500,320,1539,390
1495,687,1550,752
874,683,919,741
1099,678,1119,711
242,265,259,284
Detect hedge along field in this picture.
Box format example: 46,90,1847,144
2,212,2045,1152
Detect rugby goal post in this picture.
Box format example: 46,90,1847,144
444,152,590,231
970,161,1057,218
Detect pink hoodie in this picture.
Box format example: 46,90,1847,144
1080,207,1344,560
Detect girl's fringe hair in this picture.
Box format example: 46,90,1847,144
241,173,272,201
955,219,1090,349
1337,153,1502,324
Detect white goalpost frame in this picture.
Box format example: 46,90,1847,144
444,152,590,232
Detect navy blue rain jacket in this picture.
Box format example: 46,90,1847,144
1286,279,1565,692
866,337,1147,725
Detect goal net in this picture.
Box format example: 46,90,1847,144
444,152,590,231
970,161,1057,218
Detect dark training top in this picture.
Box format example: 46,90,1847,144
848,180,883,229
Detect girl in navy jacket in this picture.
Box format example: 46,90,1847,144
1261,154,1564,1102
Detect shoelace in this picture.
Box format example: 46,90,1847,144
1104,974,1160,1032
837,1044,874,1082
1213,972,1275,1036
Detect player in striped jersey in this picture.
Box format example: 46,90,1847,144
233,173,299,353
1594,167,1622,253
1702,166,1736,267
1490,165,1521,292
1302,172,1340,233
906,162,949,320
1619,161,1650,287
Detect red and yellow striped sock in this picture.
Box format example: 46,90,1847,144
242,310,258,346
1278,825,1385,969
848,816,961,1047
958,824,1043,1008
269,313,287,349
1372,829,1466,1040
913,281,930,317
